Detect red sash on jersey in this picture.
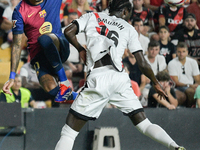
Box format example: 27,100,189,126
140,11,148,22
94,12,110,36
168,7,184,32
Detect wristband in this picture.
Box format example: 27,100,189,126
9,72,16,79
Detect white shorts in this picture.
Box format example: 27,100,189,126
70,65,143,120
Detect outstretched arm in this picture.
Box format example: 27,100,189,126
64,22,86,64
134,51,167,99
2,34,22,95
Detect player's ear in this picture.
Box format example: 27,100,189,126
122,9,126,19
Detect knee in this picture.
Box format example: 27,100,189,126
135,118,152,133
185,88,195,95
38,34,53,49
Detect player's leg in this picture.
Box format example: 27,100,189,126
37,33,76,102
55,72,110,150
55,112,87,150
129,111,185,150
110,71,185,150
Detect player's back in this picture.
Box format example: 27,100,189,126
77,12,141,71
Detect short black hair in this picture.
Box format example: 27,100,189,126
148,40,160,48
177,42,188,50
156,71,171,81
108,0,132,13
132,17,143,26
159,25,169,32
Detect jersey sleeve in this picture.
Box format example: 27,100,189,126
2,7,10,20
75,12,93,33
192,59,200,76
12,8,24,34
168,61,178,76
158,4,166,19
127,28,143,53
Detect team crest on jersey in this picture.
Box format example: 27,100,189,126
39,10,47,18
39,22,52,34
12,20,17,28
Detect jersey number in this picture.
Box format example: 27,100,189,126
96,26,119,47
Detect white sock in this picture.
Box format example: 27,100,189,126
55,124,79,150
136,118,179,150
61,80,70,87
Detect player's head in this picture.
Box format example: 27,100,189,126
68,12,78,24
156,71,171,88
176,42,188,61
159,26,170,41
11,74,22,91
108,0,132,21
133,0,144,10
184,13,196,32
147,40,160,58
132,17,143,35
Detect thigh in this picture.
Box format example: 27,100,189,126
70,74,110,120
109,72,143,114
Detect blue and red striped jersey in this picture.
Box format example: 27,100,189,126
12,0,62,60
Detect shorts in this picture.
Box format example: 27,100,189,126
175,86,189,93
30,34,70,79
70,65,143,121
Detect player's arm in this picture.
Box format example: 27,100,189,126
134,51,167,99
2,34,22,95
64,22,86,64
153,93,176,110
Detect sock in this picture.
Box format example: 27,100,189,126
55,124,79,150
48,86,60,96
136,118,179,150
38,35,68,84
70,92,78,100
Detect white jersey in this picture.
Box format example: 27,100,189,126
76,12,143,72
168,57,200,84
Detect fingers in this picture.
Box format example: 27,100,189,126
2,80,13,96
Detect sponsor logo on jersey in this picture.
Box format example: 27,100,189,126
39,9,47,18
39,22,52,34
12,20,17,28
28,12,35,18
167,18,183,24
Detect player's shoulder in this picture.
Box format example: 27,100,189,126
160,3,168,9
15,0,24,11
79,12,96,20
168,57,178,65
157,54,166,60
187,57,197,63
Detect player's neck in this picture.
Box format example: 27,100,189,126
170,6,177,11
188,30,194,37
28,0,44,5
148,56,156,63
161,39,168,45
179,58,186,65
12,89,19,96
134,7,143,13
110,12,123,19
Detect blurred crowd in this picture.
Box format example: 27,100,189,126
0,0,200,109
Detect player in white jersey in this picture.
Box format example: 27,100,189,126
55,0,186,150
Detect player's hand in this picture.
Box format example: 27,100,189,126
79,50,86,65
167,104,176,110
153,82,168,100
2,79,14,96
